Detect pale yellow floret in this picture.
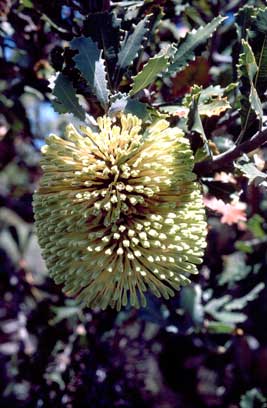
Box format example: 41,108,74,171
33,113,207,311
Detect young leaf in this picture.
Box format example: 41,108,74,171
70,37,110,109
129,47,173,96
51,73,86,121
117,16,150,72
165,15,226,77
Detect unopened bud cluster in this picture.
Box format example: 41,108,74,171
33,114,207,310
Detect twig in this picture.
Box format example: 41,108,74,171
194,126,267,176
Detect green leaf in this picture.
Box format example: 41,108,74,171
83,12,121,77
252,8,267,99
253,7,267,34
50,303,81,325
239,8,267,141
187,87,211,162
129,47,172,96
240,388,267,408
205,321,235,334
180,285,204,325
247,214,265,239
204,283,264,325
235,5,258,41
238,40,263,136
70,37,110,109
225,283,264,311
219,252,251,287
235,160,267,186
235,241,254,254
51,74,86,121
109,93,151,121
124,99,151,121
20,0,33,7
117,16,150,71
165,15,226,76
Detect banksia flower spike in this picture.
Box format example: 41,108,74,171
33,114,207,310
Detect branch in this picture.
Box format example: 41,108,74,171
194,126,267,176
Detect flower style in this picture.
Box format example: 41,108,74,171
33,114,207,310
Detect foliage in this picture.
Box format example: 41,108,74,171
1,0,267,407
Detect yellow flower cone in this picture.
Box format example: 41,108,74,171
33,114,207,310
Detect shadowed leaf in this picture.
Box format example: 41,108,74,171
51,73,86,120
70,37,110,109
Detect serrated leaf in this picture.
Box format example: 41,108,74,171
235,160,267,186
204,284,264,325
187,87,212,162
117,16,150,71
240,388,267,408
252,8,267,98
161,84,232,118
165,15,226,76
238,40,263,134
83,12,121,78
199,98,231,117
219,252,251,287
237,8,267,139
235,5,258,41
51,73,86,121
70,37,110,109
129,47,172,96
225,283,264,311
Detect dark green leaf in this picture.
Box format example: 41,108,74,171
235,5,258,41
165,15,226,76
109,93,151,121
70,37,110,109
238,40,262,128
187,87,211,162
240,388,267,408
51,74,86,121
129,47,173,96
83,12,121,77
180,285,204,325
225,283,264,311
117,16,150,71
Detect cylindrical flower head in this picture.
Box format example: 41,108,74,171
33,114,207,310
